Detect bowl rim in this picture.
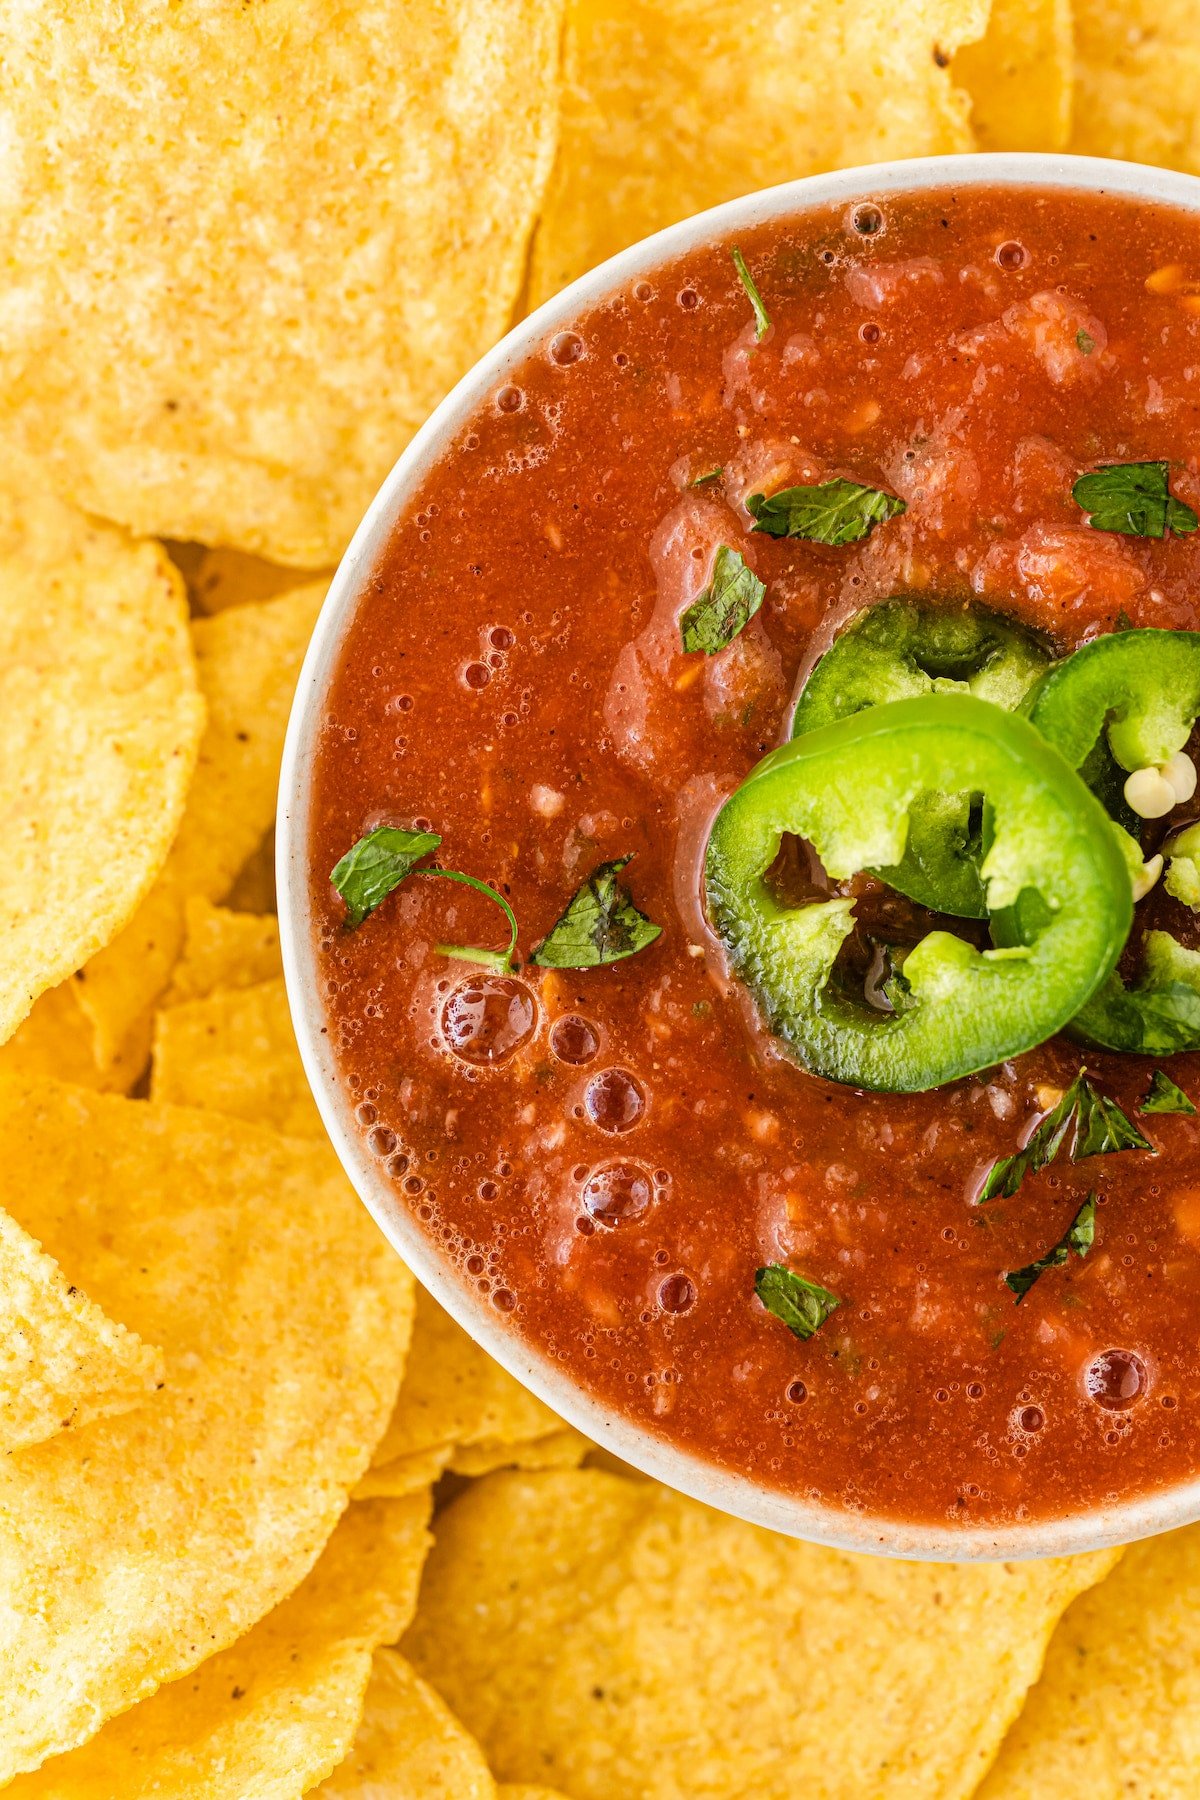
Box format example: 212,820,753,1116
279,150,1200,1561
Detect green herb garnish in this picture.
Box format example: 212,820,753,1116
979,1071,1152,1201
531,857,661,969
1076,328,1096,355
679,544,765,655
688,466,724,488
432,872,519,976
331,826,518,972
755,1264,841,1340
1004,1195,1096,1304
1073,1079,1155,1157
1141,1069,1197,1115
731,246,770,341
746,479,906,546
330,826,441,929
1073,461,1199,538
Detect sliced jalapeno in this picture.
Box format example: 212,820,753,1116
790,600,1052,918
1020,628,1200,1053
706,694,1131,1092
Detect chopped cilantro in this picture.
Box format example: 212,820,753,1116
1076,328,1096,355
1004,1194,1096,1304
1141,1069,1197,1115
680,544,765,655
979,1071,1153,1201
1073,461,1198,538
330,825,441,929
731,246,770,341
331,825,517,970
746,478,906,546
755,1264,841,1340
688,466,724,488
531,857,661,969
1073,1078,1155,1157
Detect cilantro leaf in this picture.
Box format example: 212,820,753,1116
679,544,765,655
1073,461,1199,538
531,857,661,969
731,246,770,341
331,825,441,929
979,1070,1152,1201
1073,1079,1155,1157
1004,1194,1096,1304
1076,328,1095,355
746,479,906,546
977,1077,1080,1201
1141,1069,1197,1115
688,467,724,489
755,1264,841,1340
430,870,519,976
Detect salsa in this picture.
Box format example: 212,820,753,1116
309,185,1200,1529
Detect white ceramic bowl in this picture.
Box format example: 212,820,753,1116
279,151,1200,1560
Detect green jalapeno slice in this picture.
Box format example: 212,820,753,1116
790,600,1052,918
1020,628,1200,1053
706,694,1131,1092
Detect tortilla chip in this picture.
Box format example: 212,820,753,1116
151,976,317,1136
499,1791,572,1800
316,1650,494,1800
0,1206,162,1455
527,0,989,307
369,1288,568,1471
0,1077,414,1782
225,828,279,915
498,1791,571,1800
354,1445,456,1502
163,900,282,1007
404,1470,1120,1800
1070,1,1200,171
187,545,329,615
0,483,204,1045
956,0,1073,150
0,983,147,1094
6,1495,432,1800
0,3,563,566
976,1523,1200,1800
74,583,324,1072
448,1429,589,1479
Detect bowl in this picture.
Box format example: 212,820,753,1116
279,150,1200,1560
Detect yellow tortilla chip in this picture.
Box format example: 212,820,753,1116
225,828,279,915
75,583,324,1071
354,1445,456,1502
6,1495,432,1800
1070,2,1200,171
956,0,1073,150
0,1077,413,1782
528,0,988,307
370,1288,568,1471
151,976,318,1136
0,3,563,566
499,1791,571,1800
0,483,203,1045
977,1523,1200,1800
186,545,329,615
0,983,147,1094
404,1470,1120,1800
162,900,282,1007
316,1650,494,1800
449,1429,590,1478
0,1206,162,1455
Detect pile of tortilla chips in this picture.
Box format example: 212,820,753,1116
1,0,1199,1792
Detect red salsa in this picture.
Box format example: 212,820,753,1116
309,186,1200,1529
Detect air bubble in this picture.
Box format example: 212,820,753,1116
585,1067,645,1133
442,977,536,1066
581,1162,654,1226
